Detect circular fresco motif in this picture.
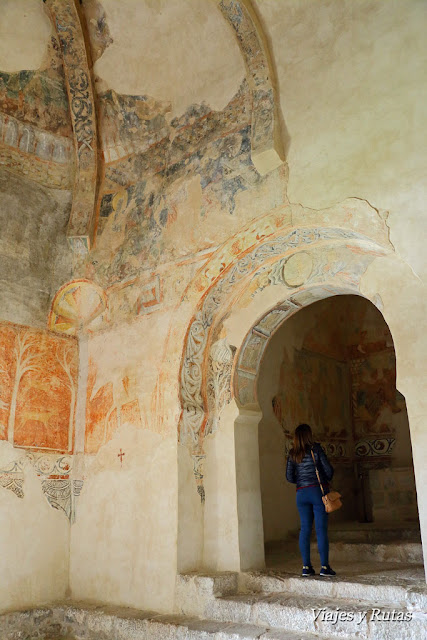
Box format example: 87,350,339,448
283,252,313,287
49,280,107,335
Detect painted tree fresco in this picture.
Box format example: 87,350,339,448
0,325,15,440
0,322,78,451
85,357,118,454
55,343,78,452
85,357,166,454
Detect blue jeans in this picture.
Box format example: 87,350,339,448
296,485,329,567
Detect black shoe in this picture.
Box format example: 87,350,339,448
319,565,336,577
301,565,315,577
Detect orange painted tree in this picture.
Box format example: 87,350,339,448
8,331,42,444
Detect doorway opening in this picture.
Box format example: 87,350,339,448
256,294,421,568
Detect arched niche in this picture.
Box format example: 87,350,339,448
177,222,427,579
254,294,420,563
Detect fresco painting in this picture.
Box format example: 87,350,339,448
0,46,71,137
49,279,108,336
273,348,350,439
0,321,77,451
352,349,403,436
270,298,404,468
0,29,73,190
121,399,142,429
303,299,393,361
85,358,118,454
0,325,15,440
85,358,166,453
83,80,286,289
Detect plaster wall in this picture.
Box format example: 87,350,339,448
70,312,180,612
0,171,72,328
235,410,265,570
360,256,427,571
202,401,241,572
0,0,52,72
256,0,427,281
93,0,246,117
0,443,69,614
70,427,177,612
177,444,204,572
0,0,426,612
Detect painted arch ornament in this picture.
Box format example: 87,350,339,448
178,220,392,497
217,0,285,175
44,0,98,249
49,279,108,335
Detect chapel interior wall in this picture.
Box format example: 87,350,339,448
0,321,76,613
0,0,426,612
0,445,69,614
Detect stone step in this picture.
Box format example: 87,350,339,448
327,524,421,544
177,570,427,613
146,615,346,640
0,604,361,640
239,570,427,608
311,541,423,564
177,572,427,638
204,591,426,639
3,599,427,639
269,524,422,546
267,539,423,565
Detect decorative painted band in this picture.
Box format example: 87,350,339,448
179,227,387,452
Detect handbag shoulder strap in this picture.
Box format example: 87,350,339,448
311,447,325,496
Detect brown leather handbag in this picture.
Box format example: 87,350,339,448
311,449,342,513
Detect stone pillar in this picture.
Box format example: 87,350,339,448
203,401,241,572
235,409,265,570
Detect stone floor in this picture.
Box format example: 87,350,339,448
2,527,426,640
266,550,425,580
173,530,427,640
265,520,424,568
2,565,427,640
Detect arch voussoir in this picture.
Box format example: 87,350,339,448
179,224,390,498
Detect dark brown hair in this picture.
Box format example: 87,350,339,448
289,423,313,463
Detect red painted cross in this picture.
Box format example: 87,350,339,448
118,449,125,465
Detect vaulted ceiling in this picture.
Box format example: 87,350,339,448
1,0,425,328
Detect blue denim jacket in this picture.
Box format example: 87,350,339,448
286,442,334,489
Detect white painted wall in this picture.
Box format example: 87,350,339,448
257,0,427,281
94,0,246,116
0,444,69,614
70,427,177,613
0,0,52,72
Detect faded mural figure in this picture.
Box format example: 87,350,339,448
55,344,77,452
85,358,117,454
103,398,117,446
8,332,42,445
85,360,166,454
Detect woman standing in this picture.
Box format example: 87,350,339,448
286,423,336,577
